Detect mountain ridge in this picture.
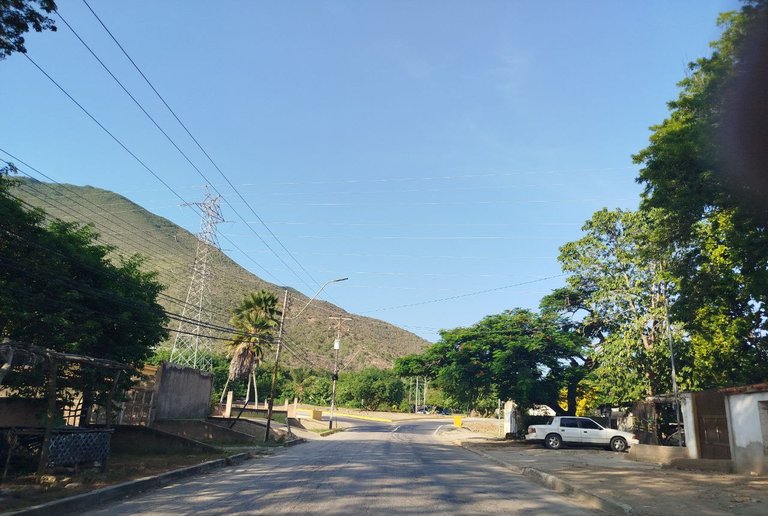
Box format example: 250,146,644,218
12,179,430,370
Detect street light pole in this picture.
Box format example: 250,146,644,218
263,277,347,441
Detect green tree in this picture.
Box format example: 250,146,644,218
418,309,588,415
393,353,428,378
302,374,332,405
337,368,404,411
0,0,57,59
226,290,281,402
552,208,686,406
0,166,168,411
633,1,768,388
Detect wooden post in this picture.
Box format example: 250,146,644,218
224,391,233,418
37,358,57,478
105,369,122,429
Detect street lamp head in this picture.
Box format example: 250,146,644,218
288,277,349,321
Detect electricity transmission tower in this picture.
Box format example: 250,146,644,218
170,188,224,371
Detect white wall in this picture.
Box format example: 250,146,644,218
680,393,699,459
725,391,768,474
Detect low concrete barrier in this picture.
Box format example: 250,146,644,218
627,443,689,465
153,419,256,444
111,425,218,454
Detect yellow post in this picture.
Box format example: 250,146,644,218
453,415,463,427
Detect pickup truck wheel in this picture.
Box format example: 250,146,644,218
610,436,627,452
544,433,562,450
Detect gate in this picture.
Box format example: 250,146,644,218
118,388,155,426
692,390,731,459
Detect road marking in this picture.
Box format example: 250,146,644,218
391,425,400,433
434,424,446,435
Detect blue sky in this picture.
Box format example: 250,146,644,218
0,1,740,342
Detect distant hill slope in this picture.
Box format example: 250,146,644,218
12,179,429,370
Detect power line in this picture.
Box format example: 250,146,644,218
24,26,288,287
54,7,301,289
113,165,635,193
364,274,567,313
77,0,323,295
6,175,229,318
23,53,197,215
3,179,340,370
2,178,240,334
0,153,268,318
256,198,635,208
249,166,637,187
0,232,242,344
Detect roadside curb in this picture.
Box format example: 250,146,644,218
332,413,393,423
4,452,254,516
457,442,633,515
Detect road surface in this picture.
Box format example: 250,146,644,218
86,419,588,515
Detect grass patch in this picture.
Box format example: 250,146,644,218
313,428,344,437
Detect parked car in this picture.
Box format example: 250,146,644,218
525,416,639,452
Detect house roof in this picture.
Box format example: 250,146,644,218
720,383,768,395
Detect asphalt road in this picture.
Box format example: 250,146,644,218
85,419,588,515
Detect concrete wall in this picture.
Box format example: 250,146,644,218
153,419,256,444
111,425,218,454
627,443,689,465
724,391,768,474
680,393,699,459
207,417,281,441
153,362,213,421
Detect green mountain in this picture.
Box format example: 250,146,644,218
12,179,429,370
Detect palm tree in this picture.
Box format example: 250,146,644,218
221,290,281,409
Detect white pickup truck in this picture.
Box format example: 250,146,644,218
525,416,638,452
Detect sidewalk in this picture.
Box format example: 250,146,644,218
447,434,767,515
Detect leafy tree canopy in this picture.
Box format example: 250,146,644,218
337,367,404,411
0,0,57,59
0,166,168,404
416,309,587,415
226,290,281,381
550,208,686,405
633,0,768,389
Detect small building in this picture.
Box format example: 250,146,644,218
681,383,768,474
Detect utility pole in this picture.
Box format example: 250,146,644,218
664,294,683,447
264,289,289,442
170,187,223,371
328,316,351,429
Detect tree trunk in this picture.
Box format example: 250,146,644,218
79,387,93,427
0,345,13,386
